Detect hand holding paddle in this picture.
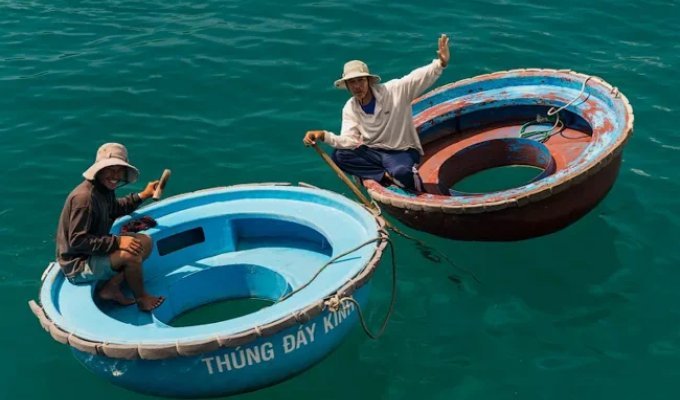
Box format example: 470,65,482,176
152,169,171,201
307,139,480,284
303,130,325,146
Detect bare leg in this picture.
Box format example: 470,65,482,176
123,261,164,312
98,272,135,306
110,233,164,312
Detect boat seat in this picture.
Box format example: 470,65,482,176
56,246,342,340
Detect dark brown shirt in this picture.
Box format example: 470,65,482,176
55,180,142,278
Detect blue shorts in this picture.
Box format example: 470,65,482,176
68,255,117,284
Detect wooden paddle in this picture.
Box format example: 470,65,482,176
310,143,379,213
309,142,479,282
152,169,171,201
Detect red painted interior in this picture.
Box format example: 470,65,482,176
419,124,591,194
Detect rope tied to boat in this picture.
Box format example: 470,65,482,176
519,113,564,142
276,228,396,340
327,295,395,340
367,200,383,216
323,296,341,312
276,231,390,305
308,143,480,284
321,231,397,340
520,76,592,143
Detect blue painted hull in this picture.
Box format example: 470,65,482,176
74,287,369,397
30,185,386,398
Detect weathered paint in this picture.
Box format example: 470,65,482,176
364,69,634,241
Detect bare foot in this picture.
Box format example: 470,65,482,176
379,172,395,187
137,295,165,312
98,285,135,306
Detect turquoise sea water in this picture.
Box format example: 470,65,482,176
2,0,679,398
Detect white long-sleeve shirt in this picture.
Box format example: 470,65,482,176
323,59,445,155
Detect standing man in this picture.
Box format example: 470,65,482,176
56,142,164,312
303,34,450,192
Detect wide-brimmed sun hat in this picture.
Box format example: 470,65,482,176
334,60,381,89
82,142,139,184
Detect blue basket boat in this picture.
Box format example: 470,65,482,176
29,183,387,398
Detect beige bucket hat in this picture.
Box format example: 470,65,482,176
334,60,381,89
82,143,139,184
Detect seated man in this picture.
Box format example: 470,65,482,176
55,142,164,312
304,34,450,192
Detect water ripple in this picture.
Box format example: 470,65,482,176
1,0,679,398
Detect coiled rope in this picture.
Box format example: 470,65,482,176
519,76,592,142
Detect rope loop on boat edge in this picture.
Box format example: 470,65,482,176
521,76,593,143
322,230,397,340
324,296,341,312
367,200,383,216
277,231,390,304
546,76,592,117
